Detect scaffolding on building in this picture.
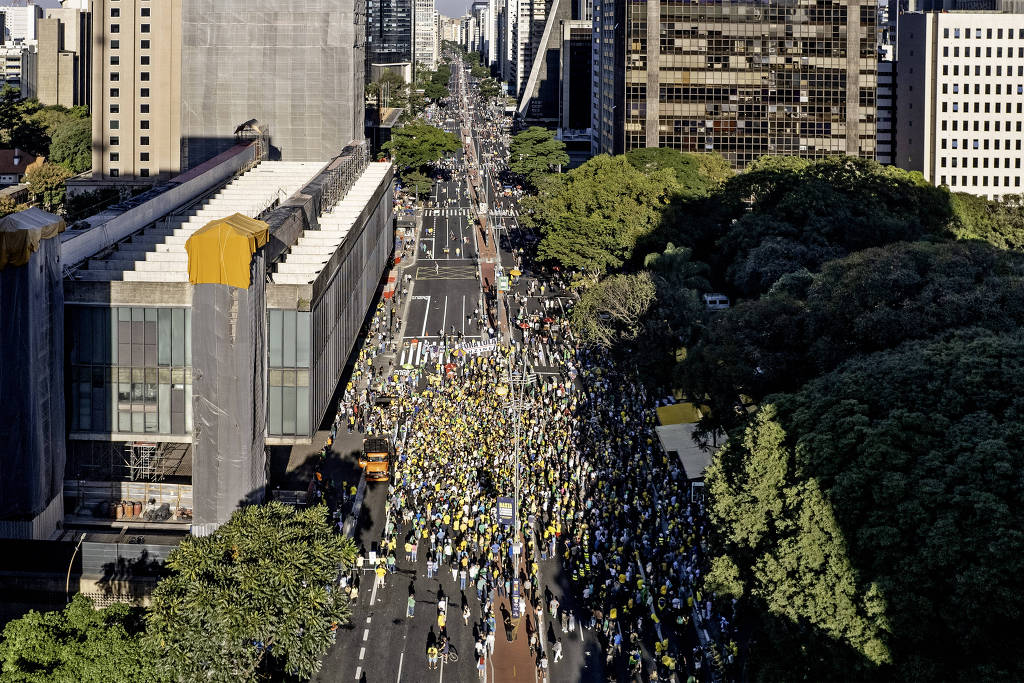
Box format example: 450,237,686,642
123,442,167,482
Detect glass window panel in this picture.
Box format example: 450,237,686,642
110,309,117,364
96,309,109,364
269,310,283,367
144,410,157,433
154,382,166,433
185,382,193,432
78,383,91,431
270,386,283,435
282,387,296,435
296,312,310,368
118,321,131,363
79,308,93,363
119,411,131,432
171,309,184,365
184,309,191,366
132,307,143,323
131,411,144,433
158,309,171,365
296,386,309,437
283,310,297,367
93,385,106,431
171,387,185,433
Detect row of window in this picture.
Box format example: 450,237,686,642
939,175,1021,188
941,101,1024,114
942,46,1024,58
942,83,1024,95
109,23,150,33
941,139,1022,150
940,157,1021,169
940,120,1020,132
108,39,151,50
106,117,150,128
944,27,1022,40
941,64,1023,77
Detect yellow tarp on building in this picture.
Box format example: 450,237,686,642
0,207,65,271
185,213,269,289
656,402,703,426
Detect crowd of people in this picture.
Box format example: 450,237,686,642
317,54,740,683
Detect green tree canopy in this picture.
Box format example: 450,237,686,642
707,329,1024,681
508,127,569,187
529,154,677,274
0,594,157,683
679,240,1024,434
478,77,501,100
25,162,73,212
0,86,47,155
146,503,357,682
569,272,656,347
624,148,733,198
948,191,1024,250
48,116,91,174
381,123,460,176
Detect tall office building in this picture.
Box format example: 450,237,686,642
590,0,878,169
0,1,41,43
90,0,181,185
512,0,549,98
414,0,439,71
90,0,366,185
517,0,570,124
36,2,92,107
895,10,1024,198
367,0,414,82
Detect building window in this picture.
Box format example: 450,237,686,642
110,56,119,66
140,152,150,161
110,40,119,49
140,136,150,145
140,88,150,97
140,169,150,178
140,72,150,82
110,8,120,17
110,23,119,33
141,7,150,16
110,136,119,146
140,24,150,33
110,120,119,130
140,120,150,130
109,152,119,162
110,169,119,177
109,87,119,97
109,104,119,114
140,40,150,49
140,104,150,113
140,56,150,65
110,71,119,82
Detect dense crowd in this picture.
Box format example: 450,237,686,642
316,58,738,683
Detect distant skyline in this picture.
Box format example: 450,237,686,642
436,0,469,17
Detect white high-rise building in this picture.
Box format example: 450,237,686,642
414,0,438,70
895,11,1024,198
0,1,43,43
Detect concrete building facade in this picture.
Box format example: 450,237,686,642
0,1,41,43
180,0,365,170
895,11,1024,198
36,4,91,108
90,0,182,185
590,0,878,169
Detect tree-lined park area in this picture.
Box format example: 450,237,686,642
517,147,1024,681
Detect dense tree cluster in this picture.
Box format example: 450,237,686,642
0,503,356,682
526,146,1024,679
381,122,461,196
0,86,91,174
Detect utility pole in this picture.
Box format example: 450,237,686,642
66,532,86,603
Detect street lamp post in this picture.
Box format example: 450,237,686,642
66,532,86,604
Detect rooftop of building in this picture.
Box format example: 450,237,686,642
271,162,393,286
70,161,327,283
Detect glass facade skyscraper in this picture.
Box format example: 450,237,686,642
592,0,878,169
366,0,414,79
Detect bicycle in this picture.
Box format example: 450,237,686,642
444,644,459,663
